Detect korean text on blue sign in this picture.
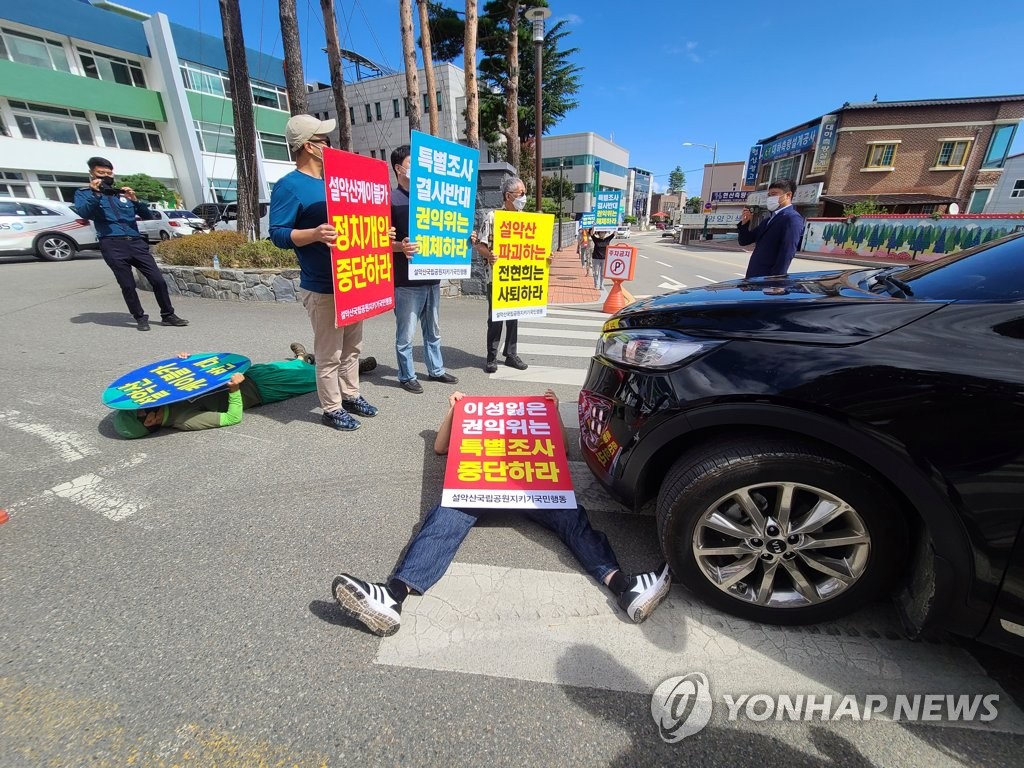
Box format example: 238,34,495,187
595,191,622,227
810,114,839,175
761,125,820,163
102,353,252,410
408,130,479,280
580,212,596,227
745,145,762,186
711,191,749,202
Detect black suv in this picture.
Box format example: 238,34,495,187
579,232,1024,654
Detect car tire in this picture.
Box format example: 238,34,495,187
35,233,77,262
656,435,905,625
159,231,170,241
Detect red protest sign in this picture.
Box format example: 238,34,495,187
322,147,394,326
441,396,576,510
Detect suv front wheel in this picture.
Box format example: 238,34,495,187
657,436,904,625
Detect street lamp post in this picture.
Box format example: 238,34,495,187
683,140,717,240
557,159,564,250
525,6,550,215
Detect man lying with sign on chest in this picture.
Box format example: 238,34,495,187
330,390,671,636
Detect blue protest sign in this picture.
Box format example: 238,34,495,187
408,130,479,280
595,191,622,227
580,212,596,227
102,353,252,410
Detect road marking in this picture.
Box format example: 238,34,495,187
519,316,605,329
44,473,144,521
518,327,601,340
656,260,673,268
639,254,648,259
0,409,98,463
734,272,746,276
545,307,610,318
695,274,717,283
377,562,1024,735
488,365,586,386
659,275,686,287
508,342,595,358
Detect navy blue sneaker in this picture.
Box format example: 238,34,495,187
321,409,361,431
342,395,378,417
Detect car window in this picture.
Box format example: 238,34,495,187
24,204,60,216
900,233,1024,302
0,201,26,216
166,211,189,218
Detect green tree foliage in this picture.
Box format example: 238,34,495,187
667,166,685,194
542,174,574,205
686,195,701,212
118,173,174,204
842,197,884,218
427,2,582,150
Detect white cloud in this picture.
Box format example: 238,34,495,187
555,14,583,26
686,41,698,50
651,179,666,194
686,41,702,64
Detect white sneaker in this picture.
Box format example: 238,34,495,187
617,563,671,623
332,574,402,636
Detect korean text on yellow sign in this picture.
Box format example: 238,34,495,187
489,210,554,321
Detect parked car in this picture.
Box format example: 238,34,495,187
579,232,1024,655
0,197,98,261
137,209,208,242
209,201,270,239
615,226,632,239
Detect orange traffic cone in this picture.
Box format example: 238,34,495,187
603,279,629,314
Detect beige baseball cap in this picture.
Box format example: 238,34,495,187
285,114,337,151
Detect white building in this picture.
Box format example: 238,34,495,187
540,132,629,218
983,152,1024,214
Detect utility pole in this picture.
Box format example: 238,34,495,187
464,0,479,149
218,0,259,241
502,0,521,170
416,0,439,136
321,0,351,150
557,159,564,250
278,0,307,115
400,0,422,134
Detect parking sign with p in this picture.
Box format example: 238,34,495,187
603,243,636,282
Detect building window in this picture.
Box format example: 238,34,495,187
259,132,289,161
78,47,146,87
96,114,163,152
37,172,90,203
252,83,288,111
403,97,409,116
770,155,801,183
0,170,30,197
422,93,430,113
10,101,93,145
379,148,386,161
349,106,355,125
0,28,70,72
436,91,442,112
392,98,400,118
193,120,235,155
209,178,238,203
375,102,382,121
968,188,992,214
983,124,1017,169
180,61,230,98
1011,179,1024,198
370,150,376,159
934,140,971,169
365,103,372,122
864,142,897,169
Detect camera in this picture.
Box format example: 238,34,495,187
98,177,122,195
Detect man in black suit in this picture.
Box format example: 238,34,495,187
738,178,804,278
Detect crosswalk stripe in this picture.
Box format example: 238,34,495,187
519,316,605,329
515,342,596,358
518,327,600,340
545,307,610,318
487,365,586,386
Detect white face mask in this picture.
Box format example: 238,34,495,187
512,195,527,211
765,195,781,212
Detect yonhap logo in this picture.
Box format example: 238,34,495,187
651,673,713,742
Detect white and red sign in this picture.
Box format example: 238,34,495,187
603,243,637,281
441,396,575,510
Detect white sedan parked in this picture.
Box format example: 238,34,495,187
137,209,208,242
0,197,98,261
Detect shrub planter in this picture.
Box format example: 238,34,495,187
137,264,462,302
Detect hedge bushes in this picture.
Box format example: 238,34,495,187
155,232,298,269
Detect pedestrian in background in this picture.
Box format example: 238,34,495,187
590,229,615,290
738,178,804,278
74,157,189,332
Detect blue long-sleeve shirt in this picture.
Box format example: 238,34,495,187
269,169,332,294
73,187,155,238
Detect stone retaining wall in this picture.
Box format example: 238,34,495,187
137,264,461,302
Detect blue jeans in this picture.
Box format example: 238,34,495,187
394,284,445,382
392,503,620,594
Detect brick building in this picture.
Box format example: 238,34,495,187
745,95,1024,218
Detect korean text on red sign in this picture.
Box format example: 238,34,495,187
441,396,576,510
322,147,394,326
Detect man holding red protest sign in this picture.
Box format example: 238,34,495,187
269,114,387,432
330,390,671,637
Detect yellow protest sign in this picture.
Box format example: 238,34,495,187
490,210,554,321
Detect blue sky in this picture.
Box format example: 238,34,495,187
127,0,1024,194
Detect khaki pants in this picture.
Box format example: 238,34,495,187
301,289,362,411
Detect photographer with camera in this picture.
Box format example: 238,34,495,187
74,157,189,332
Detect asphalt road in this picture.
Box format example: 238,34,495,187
1,250,1022,767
